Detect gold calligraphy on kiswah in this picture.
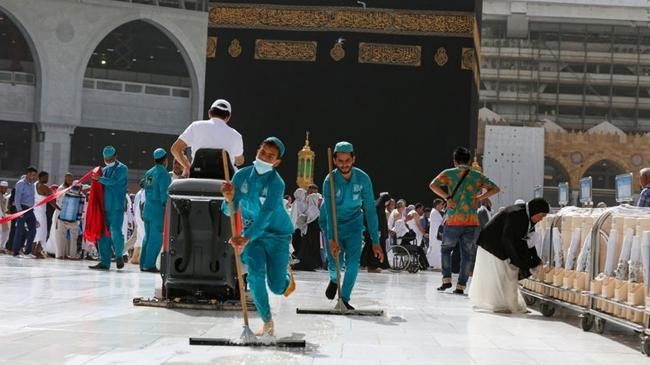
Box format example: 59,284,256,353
254,40,318,62
358,43,422,67
209,4,474,37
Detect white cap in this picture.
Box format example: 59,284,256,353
0,181,7,187
210,99,231,113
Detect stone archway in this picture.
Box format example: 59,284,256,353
544,157,571,187
79,16,205,121
0,6,44,94
581,159,626,189
0,7,44,177
545,130,647,191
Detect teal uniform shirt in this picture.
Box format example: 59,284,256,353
223,165,294,241
143,164,171,217
222,165,294,323
322,167,379,244
140,163,171,270
97,160,128,268
99,161,128,212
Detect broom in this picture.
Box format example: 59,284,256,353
295,148,383,316
190,150,305,347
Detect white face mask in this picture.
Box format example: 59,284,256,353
253,158,274,175
104,161,116,168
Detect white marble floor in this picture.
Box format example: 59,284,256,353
0,255,647,365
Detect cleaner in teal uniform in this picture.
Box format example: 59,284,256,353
140,148,172,273
89,145,129,271
221,137,296,337
322,141,384,309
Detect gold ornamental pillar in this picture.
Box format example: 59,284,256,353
297,132,315,189
471,149,482,172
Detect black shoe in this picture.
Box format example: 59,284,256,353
453,288,465,295
122,254,129,264
325,281,338,300
342,301,355,310
140,267,160,273
437,283,452,291
116,256,124,269
88,263,109,271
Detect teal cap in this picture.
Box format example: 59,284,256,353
264,136,285,157
102,145,116,158
153,148,167,160
334,141,354,154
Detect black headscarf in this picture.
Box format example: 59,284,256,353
376,192,391,208
375,192,391,239
528,198,550,219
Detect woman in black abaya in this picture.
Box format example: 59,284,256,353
361,192,391,272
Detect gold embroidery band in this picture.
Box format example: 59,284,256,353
254,40,318,62
358,43,421,67
461,47,480,90
209,4,474,38
206,36,217,58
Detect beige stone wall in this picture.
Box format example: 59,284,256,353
479,120,650,190
545,131,649,189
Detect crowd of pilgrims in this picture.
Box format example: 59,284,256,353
0,168,456,273
285,185,448,273
0,170,150,264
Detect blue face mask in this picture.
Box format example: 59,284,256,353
253,158,274,175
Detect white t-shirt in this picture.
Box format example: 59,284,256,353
178,118,244,166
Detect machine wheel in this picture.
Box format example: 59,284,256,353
580,314,594,332
593,317,606,334
389,245,411,272
524,295,537,306
540,302,555,317
641,336,650,356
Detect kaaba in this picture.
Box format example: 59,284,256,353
205,0,482,203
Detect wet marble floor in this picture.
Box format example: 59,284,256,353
0,255,647,364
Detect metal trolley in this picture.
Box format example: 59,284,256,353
522,205,650,356
521,208,592,319
581,206,650,355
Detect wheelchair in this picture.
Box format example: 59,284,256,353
388,233,429,273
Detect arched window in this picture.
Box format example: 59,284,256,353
0,10,34,75
74,20,193,171
544,157,570,187
582,159,626,189
0,10,37,178
86,20,189,85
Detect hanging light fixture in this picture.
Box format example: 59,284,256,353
297,131,315,190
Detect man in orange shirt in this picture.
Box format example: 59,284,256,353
429,147,500,294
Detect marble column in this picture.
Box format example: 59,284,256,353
34,122,76,185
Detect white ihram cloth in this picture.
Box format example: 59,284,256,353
33,187,48,245
468,246,527,313
427,209,443,269
133,189,146,249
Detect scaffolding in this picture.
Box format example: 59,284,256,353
481,20,650,133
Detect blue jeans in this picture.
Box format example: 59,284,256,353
441,225,479,288
13,208,36,256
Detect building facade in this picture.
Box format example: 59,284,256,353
0,0,208,185
481,0,650,132
480,0,650,202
